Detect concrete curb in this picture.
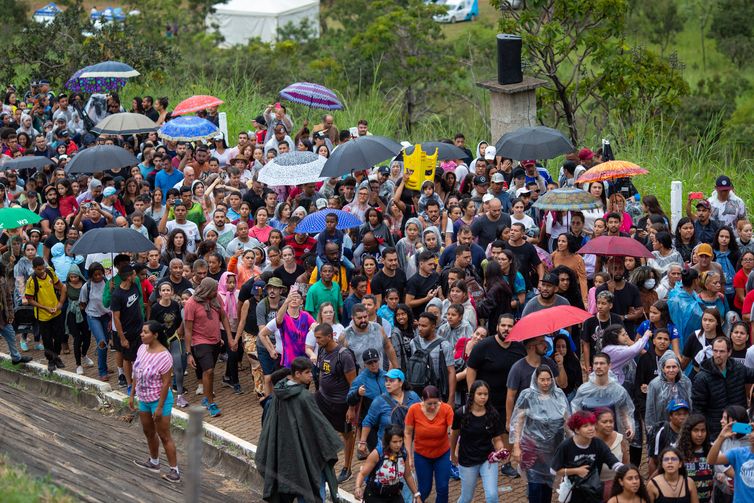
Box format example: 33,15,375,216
0,352,358,502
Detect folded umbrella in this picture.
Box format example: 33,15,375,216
172,95,225,116
0,207,41,230
0,156,54,171
320,136,402,178
577,235,654,259
495,126,574,160
92,113,158,135
258,152,327,186
158,116,218,142
507,305,592,342
532,187,601,211
295,209,362,234
69,227,156,255
65,145,138,175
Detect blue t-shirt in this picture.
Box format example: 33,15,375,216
726,446,754,503
154,169,184,201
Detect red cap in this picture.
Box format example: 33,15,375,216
521,159,536,167
578,148,594,161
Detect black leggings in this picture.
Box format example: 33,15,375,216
68,312,91,366
223,330,244,385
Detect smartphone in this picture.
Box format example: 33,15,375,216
732,422,752,435
349,127,358,138
689,192,704,200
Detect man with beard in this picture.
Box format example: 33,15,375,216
370,247,406,305
596,256,643,337
342,304,398,370
521,273,569,316
39,185,61,236
304,263,343,322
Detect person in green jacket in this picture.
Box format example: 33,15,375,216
304,262,343,322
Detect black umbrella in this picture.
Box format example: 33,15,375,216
395,141,467,161
319,136,402,178
69,227,156,255
65,145,138,175
494,126,574,160
0,156,54,171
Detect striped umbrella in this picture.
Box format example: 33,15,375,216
295,209,362,234
279,82,343,110
532,187,601,211
575,160,648,184
172,95,225,116
158,116,218,142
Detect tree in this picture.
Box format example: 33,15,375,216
709,0,754,67
634,0,686,55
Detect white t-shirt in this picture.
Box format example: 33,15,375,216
511,213,536,231
165,220,201,253
265,318,283,354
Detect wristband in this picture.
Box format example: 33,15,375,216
414,492,421,498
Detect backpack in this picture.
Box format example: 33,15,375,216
382,392,410,426
365,445,406,496
405,338,444,391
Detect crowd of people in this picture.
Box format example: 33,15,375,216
2,84,754,503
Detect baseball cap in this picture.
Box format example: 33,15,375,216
541,273,559,285
484,146,497,161
696,243,713,257
695,200,711,210
666,399,690,413
266,277,284,289
474,175,489,186
103,187,117,197
716,175,732,190
491,172,506,184
516,187,532,197
521,159,536,167
482,193,494,203
578,148,594,161
378,165,390,176
362,348,380,364
253,115,266,126
315,198,327,210
386,369,406,381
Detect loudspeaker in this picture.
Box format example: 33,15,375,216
497,34,523,85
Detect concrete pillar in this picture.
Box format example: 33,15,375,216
477,76,547,142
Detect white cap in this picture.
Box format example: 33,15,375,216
516,187,532,197
482,194,494,203
484,146,497,161
491,172,506,183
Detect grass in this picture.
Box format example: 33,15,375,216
0,454,75,503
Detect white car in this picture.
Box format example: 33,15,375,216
432,0,477,24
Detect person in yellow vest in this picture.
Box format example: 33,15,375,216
25,256,66,373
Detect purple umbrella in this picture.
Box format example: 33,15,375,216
279,82,343,110
65,68,127,93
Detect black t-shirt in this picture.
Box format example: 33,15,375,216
371,268,407,302
650,423,680,458
551,436,619,473
504,241,541,290
111,282,144,336
316,345,356,403
452,408,503,467
44,234,64,252
595,282,642,335
471,213,512,250
581,314,624,364
152,276,193,302
273,264,304,290
682,331,716,371
150,300,182,346
405,271,440,317
466,337,526,414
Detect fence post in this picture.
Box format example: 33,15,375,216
219,111,229,143
185,406,204,503
670,180,683,232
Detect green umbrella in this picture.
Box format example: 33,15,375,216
0,207,42,230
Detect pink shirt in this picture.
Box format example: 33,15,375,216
184,297,222,346
133,345,173,403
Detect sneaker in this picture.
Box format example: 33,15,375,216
337,468,352,483
233,384,243,395
133,459,160,473
162,468,181,483
195,384,204,396
11,356,32,364
82,356,94,367
76,366,84,375
221,376,233,388
54,357,65,369
47,362,56,373
208,402,222,417
218,352,228,363
201,397,209,409
450,464,461,480
126,385,132,396
176,394,189,408
35,343,44,350
183,370,188,376
501,462,519,478
19,340,28,352
99,375,109,382
118,374,127,387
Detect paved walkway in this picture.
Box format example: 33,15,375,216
24,342,532,502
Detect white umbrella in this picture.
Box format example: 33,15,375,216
258,151,327,186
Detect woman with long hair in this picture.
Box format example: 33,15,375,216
476,260,513,335
674,217,697,264
607,464,649,503
676,414,712,503
249,207,273,244
605,193,633,234
583,182,607,233
637,300,681,357
510,366,570,503
729,321,750,363
43,217,68,262
552,264,586,310
270,202,291,231
149,281,187,407
553,333,582,399
551,233,588,305
498,249,526,311
681,307,725,375
712,226,740,310
697,271,728,320
711,405,749,503
450,380,506,503
648,446,699,503
595,408,630,499
648,231,684,277
122,177,140,215
390,304,416,371
441,280,478,330
629,265,661,317
305,302,345,361
642,195,669,227
227,248,261,286
160,228,188,265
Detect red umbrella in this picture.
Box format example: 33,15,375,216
507,305,593,342
172,95,224,116
577,235,654,259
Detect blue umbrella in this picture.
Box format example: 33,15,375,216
295,209,362,234
78,61,140,78
158,116,218,142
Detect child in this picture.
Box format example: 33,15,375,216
56,179,79,222
587,271,609,314
417,179,444,215
218,272,243,394
130,210,149,239
647,398,690,475
150,281,187,408
395,218,423,278
677,413,713,503
607,464,649,503
636,300,681,357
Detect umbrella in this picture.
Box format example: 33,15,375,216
494,126,574,160
577,235,654,259
532,187,601,211
172,95,225,116
92,113,158,135
295,209,362,234
0,156,54,171
78,61,140,78
65,68,127,94
158,116,218,142
279,82,343,110
0,207,41,230
69,227,156,256
65,145,138,175
396,142,467,161
575,160,648,184
258,152,327,186
507,305,593,342
320,136,403,178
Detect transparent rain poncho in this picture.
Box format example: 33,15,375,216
644,351,693,430
571,369,635,436
509,370,571,485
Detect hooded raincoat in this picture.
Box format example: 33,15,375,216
644,351,693,430
395,217,423,277
571,370,635,436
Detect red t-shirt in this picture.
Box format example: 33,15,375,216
283,234,316,264
183,297,222,346
58,195,79,218
733,268,748,309
743,289,754,320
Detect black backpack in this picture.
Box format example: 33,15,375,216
382,392,410,426
405,338,444,391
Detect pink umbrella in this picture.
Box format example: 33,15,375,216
507,306,593,342
577,235,654,259
172,95,224,116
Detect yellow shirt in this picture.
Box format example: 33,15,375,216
25,269,61,322
309,264,348,292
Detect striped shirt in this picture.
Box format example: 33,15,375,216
133,345,173,403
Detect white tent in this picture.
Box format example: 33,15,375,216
33,2,62,24
209,0,320,46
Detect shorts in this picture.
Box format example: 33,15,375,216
257,344,280,376
192,343,221,374
138,390,174,416
315,392,349,434
116,331,141,362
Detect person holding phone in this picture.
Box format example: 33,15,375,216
707,419,754,503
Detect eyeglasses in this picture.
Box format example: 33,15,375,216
662,456,680,462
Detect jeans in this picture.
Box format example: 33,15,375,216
458,462,498,503
527,482,553,503
87,313,111,377
224,338,245,385
0,323,21,360
169,338,186,395
68,312,91,366
414,449,450,503
39,314,65,363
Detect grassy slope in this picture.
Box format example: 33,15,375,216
0,455,75,503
